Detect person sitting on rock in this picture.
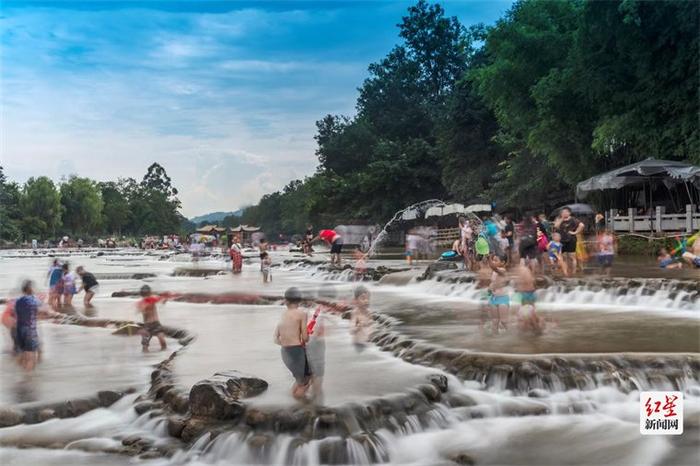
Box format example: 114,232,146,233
274,287,310,400
137,285,168,352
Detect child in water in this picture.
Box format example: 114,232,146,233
61,263,77,308
137,285,168,352
596,229,616,276
514,264,542,335
353,247,368,280
547,232,567,276
351,286,372,352
274,287,310,400
261,252,272,283
488,255,510,334
657,248,682,269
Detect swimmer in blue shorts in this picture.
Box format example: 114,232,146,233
515,264,543,335
488,255,510,334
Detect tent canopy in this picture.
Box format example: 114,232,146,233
576,158,700,199
196,225,226,234
229,225,260,233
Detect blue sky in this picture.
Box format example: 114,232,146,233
1,0,511,217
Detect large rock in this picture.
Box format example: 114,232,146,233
98,390,124,407
420,261,458,280
188,371,267,420
211,371,269,398
427,374,449,393
0,406,24,427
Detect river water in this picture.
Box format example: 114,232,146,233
0,248,698,465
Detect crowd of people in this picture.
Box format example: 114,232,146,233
446,207,599,277
2,260,101,371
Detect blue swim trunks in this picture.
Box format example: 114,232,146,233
520,291,536,305
16,326,39,352
490,294,510,306
659,258,674,268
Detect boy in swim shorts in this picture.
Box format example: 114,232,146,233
274,287,310,400
137,285,168,352
547,232,566,275
488,255,510,334
515,264,542,335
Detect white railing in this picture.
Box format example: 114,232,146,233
607,205,698,233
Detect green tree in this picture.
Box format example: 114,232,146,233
60,176,103,236
99,180,130,235
20,176,62,240
122,164,183,235
0,166,22,241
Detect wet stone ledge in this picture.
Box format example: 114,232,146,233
367,323,700,395
0,389,134,427
282,258,410,281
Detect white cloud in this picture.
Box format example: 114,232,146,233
0,4,372,216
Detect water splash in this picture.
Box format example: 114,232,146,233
366,199,483,257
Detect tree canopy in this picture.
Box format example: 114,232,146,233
3,1,697,241
239,0,698,236
1,164,186,242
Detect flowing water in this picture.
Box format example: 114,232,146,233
0,248,698,465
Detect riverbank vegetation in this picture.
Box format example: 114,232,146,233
0,163,190,242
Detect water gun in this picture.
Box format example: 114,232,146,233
669,232,698,256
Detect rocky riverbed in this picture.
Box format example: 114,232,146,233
0,249,698,465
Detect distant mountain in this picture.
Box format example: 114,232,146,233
189,209,245,224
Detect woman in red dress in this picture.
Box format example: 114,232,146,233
229,236,243,274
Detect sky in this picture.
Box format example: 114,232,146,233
0,0,512,217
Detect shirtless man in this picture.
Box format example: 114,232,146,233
488,255,510,334
274,287,310,399
137,285,168,352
